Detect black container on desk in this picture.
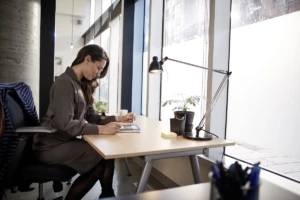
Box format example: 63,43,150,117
174,111,195,132
209,173,259,200
185,124,193,132
170,118,186,135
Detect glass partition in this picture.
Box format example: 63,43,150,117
226,0,300,183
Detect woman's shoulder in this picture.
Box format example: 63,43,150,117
55,72,73,85
52,74,75,92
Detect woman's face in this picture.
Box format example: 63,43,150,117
83,56,106,80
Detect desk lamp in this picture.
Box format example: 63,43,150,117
149,56,232,140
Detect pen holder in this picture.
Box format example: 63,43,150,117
209,173,260,200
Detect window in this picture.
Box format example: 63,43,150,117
92,35,101,102
99,28,110,103
173,25,179,41
231,0,300,28
94,0,102,22
90,0,107,27
102,0,112,14
90,0,95,26
160,0,210,128
91,0,120,113
226,0,300,182
141,0,150,116
107,16,121,114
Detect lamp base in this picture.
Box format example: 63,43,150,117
183,129,213,141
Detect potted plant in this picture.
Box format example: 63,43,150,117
93,101,108,116
162,94,201,133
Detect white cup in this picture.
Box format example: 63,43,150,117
119,109,128,116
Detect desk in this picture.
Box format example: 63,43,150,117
104,180,300,200
84,116,235,193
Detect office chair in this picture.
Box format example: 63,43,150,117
3,90,76,200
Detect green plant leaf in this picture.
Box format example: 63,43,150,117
162,94,201,113
93,101,108,114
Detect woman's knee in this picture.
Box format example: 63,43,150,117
106,159,115,168
90,160,105,173
98,159,114,168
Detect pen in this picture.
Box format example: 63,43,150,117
244,165,260,200
249,166,260,188
211,164,221,180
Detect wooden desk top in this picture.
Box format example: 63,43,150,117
104,180,300,200
84,116,235,159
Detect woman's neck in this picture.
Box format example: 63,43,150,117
72,64,83,81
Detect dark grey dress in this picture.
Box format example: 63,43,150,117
33,67,115,174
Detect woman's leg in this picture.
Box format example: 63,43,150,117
33,139,106,199
65,160,105,200
99,159,115,198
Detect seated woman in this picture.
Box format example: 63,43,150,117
33,45,134,199
84,78,134,125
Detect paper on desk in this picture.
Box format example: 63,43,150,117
161,132,177,138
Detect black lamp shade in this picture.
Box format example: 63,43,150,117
149,56,163,73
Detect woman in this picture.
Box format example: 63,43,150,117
84,73,134,126
33,44,134,199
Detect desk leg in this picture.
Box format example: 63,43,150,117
135,160,153,193
190,155,201,183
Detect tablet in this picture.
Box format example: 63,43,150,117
118,124,141,133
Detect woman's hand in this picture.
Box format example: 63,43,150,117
98,122,122,135
118,113,136,123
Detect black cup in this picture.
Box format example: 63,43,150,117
170,118,186,135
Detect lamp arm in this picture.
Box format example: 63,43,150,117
164,57,230,75
155,55,232,138
195,74,230,134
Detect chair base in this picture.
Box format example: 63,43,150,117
37,196,63,200
52,196,63,200
66,178,72,185
18,183,35,192
37,182,64,200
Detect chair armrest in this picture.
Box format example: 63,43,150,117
16,126,57,137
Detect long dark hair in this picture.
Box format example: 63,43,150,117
71,45,109,105
86,79,99,105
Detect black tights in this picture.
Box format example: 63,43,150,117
65,159,115,200
99,159,115,192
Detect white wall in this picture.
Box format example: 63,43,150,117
227,11,300,159
54,0,90,76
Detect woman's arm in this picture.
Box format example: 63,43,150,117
51,78,98,136
85,106,116,125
